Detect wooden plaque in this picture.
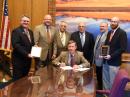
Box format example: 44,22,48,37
101,45,110,56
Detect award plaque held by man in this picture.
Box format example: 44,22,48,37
101,45,110,56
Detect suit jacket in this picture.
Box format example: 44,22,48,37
104,27,127,66
70,31,94,64
53,31,70,57
93,32,108,66
11,26,34,66
34,24,56,61
52,51,90,68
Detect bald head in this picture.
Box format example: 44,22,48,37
110,17,120,30
78,22,86,33
43,14,52,26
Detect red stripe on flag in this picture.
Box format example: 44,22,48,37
4,21,10,49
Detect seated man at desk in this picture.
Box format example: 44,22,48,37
52,40,90,93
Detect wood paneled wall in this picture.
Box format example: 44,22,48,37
0,0,3,24
7,0,48,31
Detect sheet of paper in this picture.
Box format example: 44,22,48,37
31,46,42,57
75,68,90,71
60,66,73,70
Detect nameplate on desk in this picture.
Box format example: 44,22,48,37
31,46,42,57
30,75,41,84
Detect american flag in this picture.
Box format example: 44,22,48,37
0,0,11,50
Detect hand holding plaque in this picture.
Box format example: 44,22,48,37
101,45,110,56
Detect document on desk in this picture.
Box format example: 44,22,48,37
75,68,90,71
31,46,42,57
30,75,41,84
60,66,73,70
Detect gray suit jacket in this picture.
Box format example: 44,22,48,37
34,24,56,61
93,32,108,66
52,51,90,68
53,31,70,56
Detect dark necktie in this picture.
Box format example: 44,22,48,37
70,54,75,67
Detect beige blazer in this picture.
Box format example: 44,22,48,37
53,31,70,56
52,51,90,68
34,24,56,61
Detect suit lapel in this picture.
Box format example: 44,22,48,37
20,26,31,43
65,32,69,46
65,52,69,65
77,32,82,47
57,32,64,47
109,28,119,43
94,35,101,54
74,52,79,64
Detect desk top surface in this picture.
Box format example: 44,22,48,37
7,67,96,97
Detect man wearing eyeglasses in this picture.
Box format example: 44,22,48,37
11,15,34,80
52,21,70,59
70,22,94,64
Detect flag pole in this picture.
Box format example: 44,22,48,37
0,0,5,48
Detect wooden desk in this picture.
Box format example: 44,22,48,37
2,67,96,97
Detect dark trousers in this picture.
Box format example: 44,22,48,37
12,56,31,80
96,66,103,89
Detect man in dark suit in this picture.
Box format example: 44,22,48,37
102,17,127,89
70,22,94,64
11,15,34,80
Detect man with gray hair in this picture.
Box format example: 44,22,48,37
102,17,127,89
11,15,34,80
52,21,70,58
93,22,108,89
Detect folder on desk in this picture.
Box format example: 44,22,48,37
31,46,42,57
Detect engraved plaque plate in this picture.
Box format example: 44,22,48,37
101,45,110,56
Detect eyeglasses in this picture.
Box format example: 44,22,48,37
79,26,85,27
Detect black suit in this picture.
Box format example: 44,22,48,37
11,26,34,79
70,31,94,64
105,27,127,66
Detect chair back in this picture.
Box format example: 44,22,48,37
109,69,130,97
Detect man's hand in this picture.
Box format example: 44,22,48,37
99,55,104,59
73,65,80,69
28,53,33,58
104,55,111,60
52,54,56,59
60,62,66,67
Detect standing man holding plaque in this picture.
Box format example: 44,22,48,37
102,17,127,89
11,16,34,80
34,14,56,78
93,22,108,89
